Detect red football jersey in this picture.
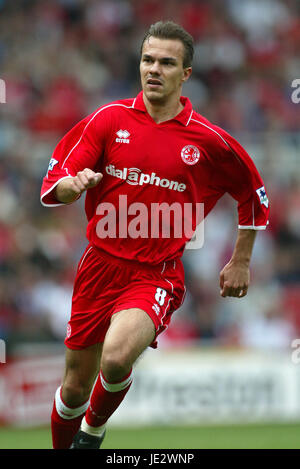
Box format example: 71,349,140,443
40,91,269,265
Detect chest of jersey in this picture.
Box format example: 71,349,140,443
100,114,213,202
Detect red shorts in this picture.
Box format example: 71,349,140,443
64,244,186,350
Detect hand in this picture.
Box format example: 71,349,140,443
56,168,103,203
219,260,250,298
70,168,103,194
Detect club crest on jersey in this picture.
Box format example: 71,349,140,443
256,186,269,208
181,145,200,165
116,129,130,144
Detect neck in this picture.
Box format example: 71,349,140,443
143,92,183,124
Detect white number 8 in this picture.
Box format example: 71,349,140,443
155,288,167,306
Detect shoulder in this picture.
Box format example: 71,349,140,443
190,111,257,171
91,97,136,120
189,110,231,150
75,97,135,135
81,98,136,134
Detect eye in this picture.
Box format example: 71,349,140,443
162,60,175,66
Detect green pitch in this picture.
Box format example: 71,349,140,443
0,422,300,449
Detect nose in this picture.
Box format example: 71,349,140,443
149,60,161,75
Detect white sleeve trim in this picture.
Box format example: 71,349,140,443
238,224,268,230
40,175,76,207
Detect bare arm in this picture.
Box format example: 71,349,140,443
55,168,103,204
219,229,257,298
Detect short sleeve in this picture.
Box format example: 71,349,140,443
40,108,107,206
213,130,270,230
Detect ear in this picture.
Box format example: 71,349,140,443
182,67,192,84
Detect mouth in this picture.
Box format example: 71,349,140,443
146,78,163,88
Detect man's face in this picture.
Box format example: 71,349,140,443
140,36,191,103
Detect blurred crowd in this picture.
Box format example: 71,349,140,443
0,0,299,355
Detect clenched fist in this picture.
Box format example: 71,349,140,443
219,260,249,298
55,168,103,204
219,229,256,298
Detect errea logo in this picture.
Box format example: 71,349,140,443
116,129,130,144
